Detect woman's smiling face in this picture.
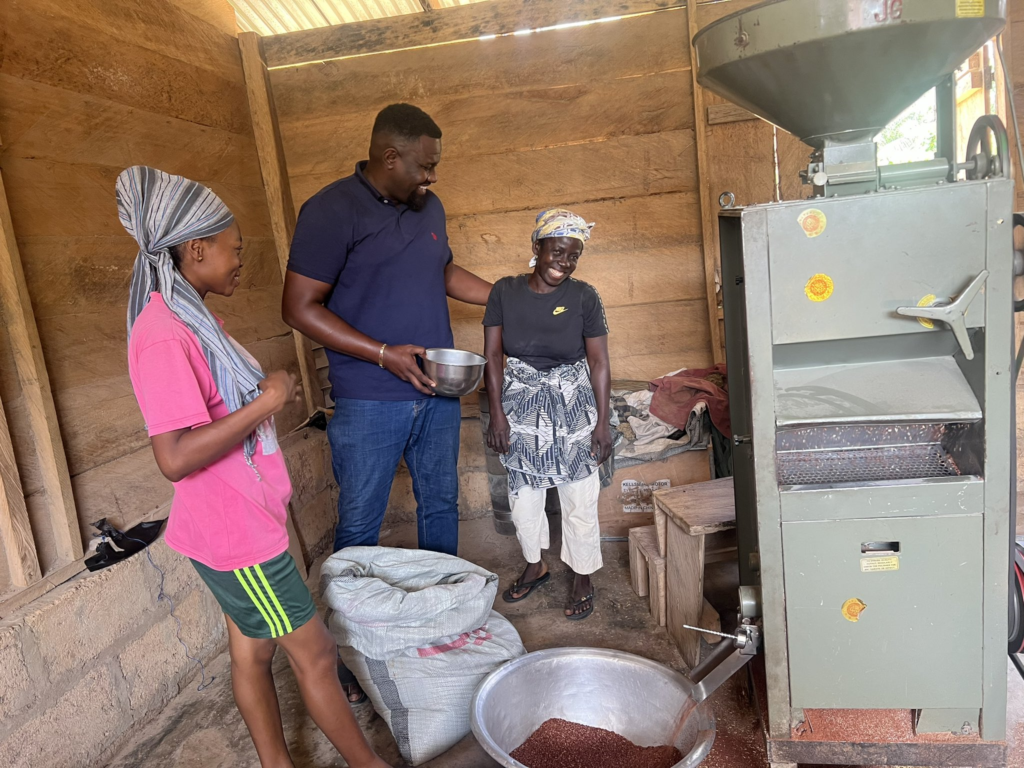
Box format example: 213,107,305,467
202,223,244,297
532,236,583,288
177,222,244,298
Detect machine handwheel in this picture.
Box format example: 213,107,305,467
965,115,1010,180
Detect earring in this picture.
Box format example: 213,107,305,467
197,256,203,261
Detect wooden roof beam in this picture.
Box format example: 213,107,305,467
262,0,683,68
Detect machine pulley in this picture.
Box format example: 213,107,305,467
964,115,1011,181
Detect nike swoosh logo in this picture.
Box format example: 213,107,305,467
553,307,567,315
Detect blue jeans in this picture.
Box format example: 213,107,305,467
328,397,460,556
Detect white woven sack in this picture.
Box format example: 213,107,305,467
321,547,526,765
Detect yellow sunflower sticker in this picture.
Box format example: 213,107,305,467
798,208,827,238
842,598,867,623
916,294,937,329
805,273,834,302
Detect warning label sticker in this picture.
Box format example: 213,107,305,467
956,0,985,18
860,556,900,573
621,479,670,513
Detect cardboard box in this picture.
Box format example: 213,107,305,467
599,448,712,539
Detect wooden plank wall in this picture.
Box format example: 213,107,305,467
1007,4,1024,530
1012,2,1024,211
691,0,811,354
270,5,716,381
0,0,309,575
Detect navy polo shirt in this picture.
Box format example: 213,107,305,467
287,162,454,401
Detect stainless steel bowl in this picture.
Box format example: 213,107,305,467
470,647,716,768
423,348,486,397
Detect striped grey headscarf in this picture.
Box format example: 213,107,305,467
118,165,273,476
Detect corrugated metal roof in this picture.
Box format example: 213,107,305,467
228,0,489,35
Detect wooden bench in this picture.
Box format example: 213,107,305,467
628,524,721,636
628,525,656,599
653,476,736,667
628,525,666,625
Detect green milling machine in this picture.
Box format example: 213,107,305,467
689,0,1024,765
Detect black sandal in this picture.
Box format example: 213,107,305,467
502,571,551,603
343,682,368,706
565,591,595,621
338,663,368,706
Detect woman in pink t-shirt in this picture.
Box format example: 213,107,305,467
119,166,390,768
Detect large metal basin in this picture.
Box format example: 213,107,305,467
470,647,716,768
423,348,485,397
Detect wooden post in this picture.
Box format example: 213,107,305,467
687,0,725,364
0,109,41,588
0,169,83,564
0,395,41,587
238,31,323,415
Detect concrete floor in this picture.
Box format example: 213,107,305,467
107,516,1024,768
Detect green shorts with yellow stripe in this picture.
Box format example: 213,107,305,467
190,551,317,639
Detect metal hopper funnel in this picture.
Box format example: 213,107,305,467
693,0,1007,149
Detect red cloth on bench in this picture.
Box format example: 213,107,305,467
649,364,731,438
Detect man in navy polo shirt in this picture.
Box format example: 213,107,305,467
283,104,491,566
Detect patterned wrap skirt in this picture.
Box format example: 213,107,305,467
500,357,598,495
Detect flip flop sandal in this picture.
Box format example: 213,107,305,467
565,591,595,621
342,681,368,706
338,664,369,706
502,571,551,603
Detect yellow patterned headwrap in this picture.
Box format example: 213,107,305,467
529,208,594,267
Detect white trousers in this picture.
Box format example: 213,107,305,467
509,472,603,575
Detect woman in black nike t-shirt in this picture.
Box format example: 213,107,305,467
482,208,611,621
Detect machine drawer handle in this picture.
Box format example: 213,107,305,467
862,541,900,554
